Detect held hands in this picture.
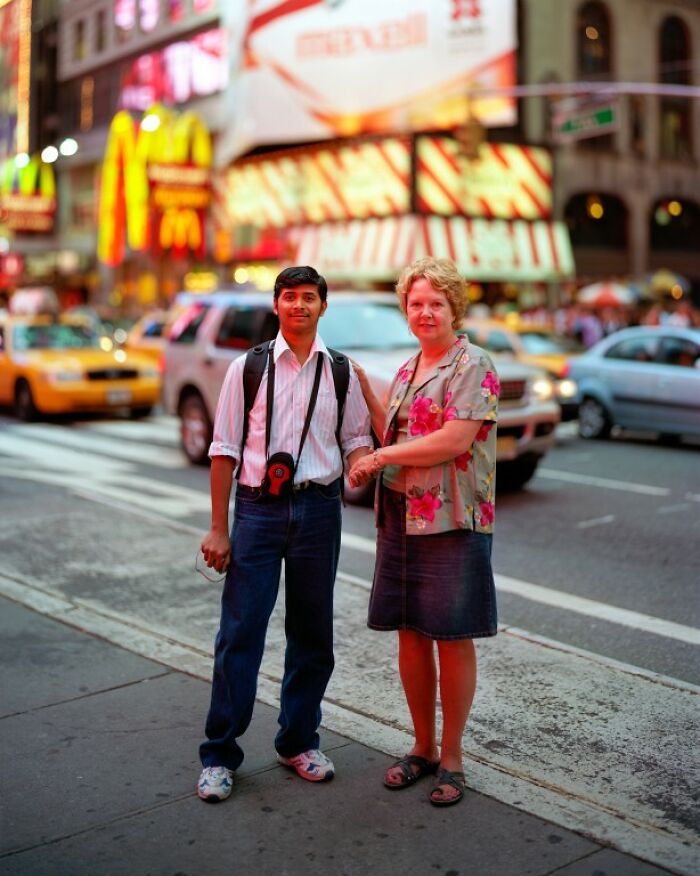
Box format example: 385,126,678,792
348,449,383,488
200,529,231,576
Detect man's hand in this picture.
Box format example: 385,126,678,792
201,529,231,575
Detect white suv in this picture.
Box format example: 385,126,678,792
162,290,560,493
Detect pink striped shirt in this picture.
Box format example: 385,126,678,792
209,332,372,486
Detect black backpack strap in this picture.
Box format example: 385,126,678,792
327,348,351,488
236,340,272,478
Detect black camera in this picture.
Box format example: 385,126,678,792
260,452,295,497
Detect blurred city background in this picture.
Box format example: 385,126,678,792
0,0,698,328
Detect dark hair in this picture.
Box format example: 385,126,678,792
273,265,327,302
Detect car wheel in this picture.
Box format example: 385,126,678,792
498,455,540,491
578,397,612,440
180,394,212,465
343,474,375,506
15,380,38,422
129,406,153,419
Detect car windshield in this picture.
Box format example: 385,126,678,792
519,332,583,355
322,302,414,350
13,322,100,350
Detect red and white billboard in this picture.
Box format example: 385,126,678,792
226,0,516,158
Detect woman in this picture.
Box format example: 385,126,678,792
348,257,499,807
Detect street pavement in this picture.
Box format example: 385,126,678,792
0,596,676,876
1,415,698,875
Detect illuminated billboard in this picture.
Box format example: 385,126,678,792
219,137,411,228
0,154,56,233
225,0,516,158
119,28,228,111
0,0,21,159
416,137,552,220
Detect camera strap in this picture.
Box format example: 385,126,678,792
265,345,325,472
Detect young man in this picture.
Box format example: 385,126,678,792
197,265,372,802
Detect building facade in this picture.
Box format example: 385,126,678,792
521,0,699,297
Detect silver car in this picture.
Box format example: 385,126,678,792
570,326,700,441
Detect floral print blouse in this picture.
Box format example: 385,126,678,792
379,335,499,536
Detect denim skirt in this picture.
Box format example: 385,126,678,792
368,487,497,640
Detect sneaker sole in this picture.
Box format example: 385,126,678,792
278,760,334,782
197,791,229,803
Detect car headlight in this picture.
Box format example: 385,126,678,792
556,378,578,399
531,376,554,402
48,371,83,383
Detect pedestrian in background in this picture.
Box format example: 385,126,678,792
349,257,499,807
197,265,372,802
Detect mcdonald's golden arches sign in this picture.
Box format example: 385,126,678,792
98,106,212,266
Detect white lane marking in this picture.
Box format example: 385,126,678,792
76,417,180,444
576,514,616,529
496,574,700,646
4,422,184,468
537,468,671,496
657,503,692,514
341,532,700,646
686,493,700,503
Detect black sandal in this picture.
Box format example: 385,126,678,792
429,767,466,807
383,755,439,790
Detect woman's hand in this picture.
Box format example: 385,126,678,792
348,451,381,488
349,357,371,396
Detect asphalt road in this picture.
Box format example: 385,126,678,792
2,412,696,683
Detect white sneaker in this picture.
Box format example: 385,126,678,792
197,766,233,802
278,749,335,782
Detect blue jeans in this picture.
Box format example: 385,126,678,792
199,480,342,770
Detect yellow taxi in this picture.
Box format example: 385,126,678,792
0,310,161,420
462,318,583,420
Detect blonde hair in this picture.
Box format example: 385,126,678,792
395,257,468,329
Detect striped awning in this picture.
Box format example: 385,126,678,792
291,215,575,282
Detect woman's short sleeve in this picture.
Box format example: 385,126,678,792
446,349,499,422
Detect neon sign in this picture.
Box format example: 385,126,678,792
98,106,212,265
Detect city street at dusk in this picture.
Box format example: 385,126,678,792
1,0,699,874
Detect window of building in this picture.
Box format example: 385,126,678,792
96,9,107,52
658,16,693,161
80,76,94,131
169,0,186,23
115,0,136,44
139,0,159,32
575,3,614,151
650,198,700,251
565,193,628,248
576,2,612,79
73,19,86,61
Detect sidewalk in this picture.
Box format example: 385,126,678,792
0,597,675,876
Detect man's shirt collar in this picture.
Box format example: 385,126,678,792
273,330,330,364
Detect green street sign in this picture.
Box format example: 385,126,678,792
552,103,618,142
